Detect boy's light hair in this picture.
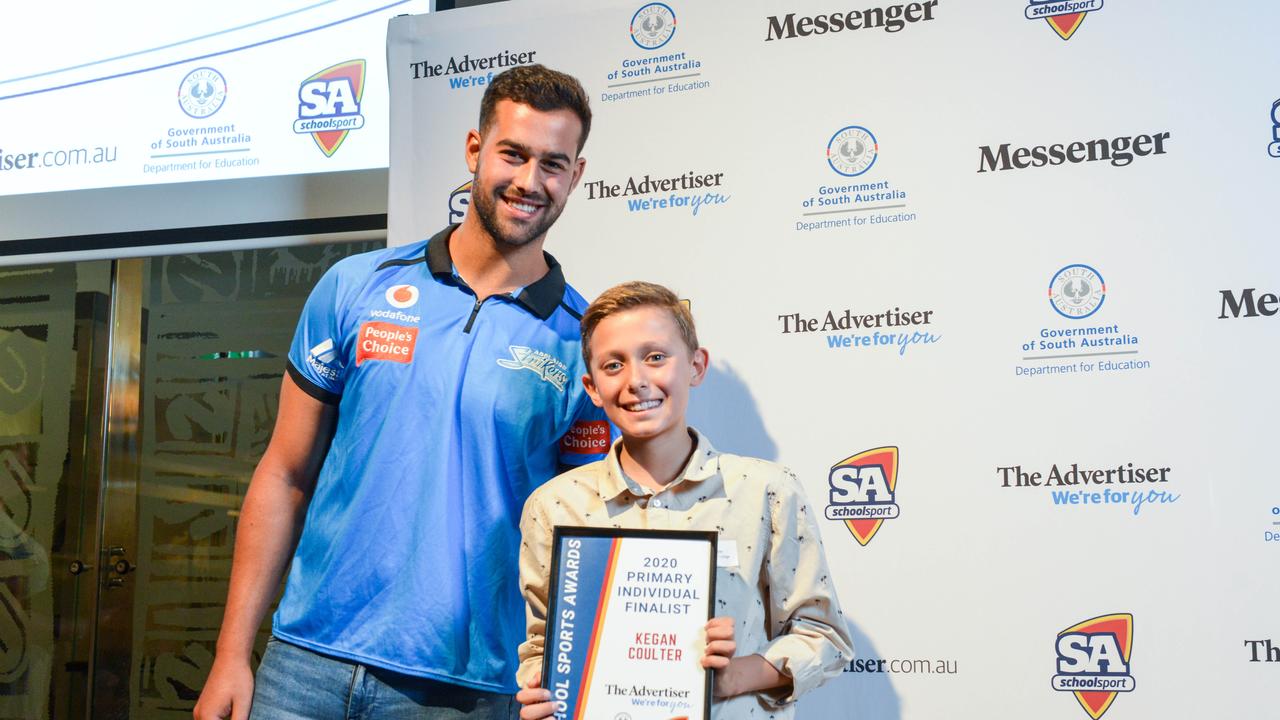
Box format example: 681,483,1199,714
581,281,698,367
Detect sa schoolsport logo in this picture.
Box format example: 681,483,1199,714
825,447,900,546
1025,0,1103,41
1268,98,1280,158
1052,613,1135,719
295,60,366,157
449,180,472,224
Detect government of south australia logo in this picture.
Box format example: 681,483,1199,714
827,126,878,177
1053,613,1135,719
1026,0,1103,41
1049,264,1105,319
631,3,677,49
295,60,366,157
178,67,227,119
826,447,900,546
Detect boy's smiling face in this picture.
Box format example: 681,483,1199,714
583,305,708,444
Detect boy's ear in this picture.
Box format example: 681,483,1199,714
582,372,605,408
689,347,709,388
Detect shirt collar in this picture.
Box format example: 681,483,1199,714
600,427,721,501
425,224,567,320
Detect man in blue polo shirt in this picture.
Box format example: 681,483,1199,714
194,65,609,720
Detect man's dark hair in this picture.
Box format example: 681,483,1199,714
478,64,592,153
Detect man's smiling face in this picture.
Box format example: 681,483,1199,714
466,99,586,248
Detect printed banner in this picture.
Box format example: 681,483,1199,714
543,527,715,720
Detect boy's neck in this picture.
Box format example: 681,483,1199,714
618,425,696,493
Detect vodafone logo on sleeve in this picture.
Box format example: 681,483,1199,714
385,284,420,309
356,322,418,365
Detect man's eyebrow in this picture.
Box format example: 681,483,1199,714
495,139,572,164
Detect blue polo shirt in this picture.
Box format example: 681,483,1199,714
275,225,612,692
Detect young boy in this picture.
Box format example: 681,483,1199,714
515,281,854,718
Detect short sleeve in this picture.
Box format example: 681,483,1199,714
556,400,616,466
285,263,350,405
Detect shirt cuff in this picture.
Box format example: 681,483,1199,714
516,656,542,690
759,635,826,707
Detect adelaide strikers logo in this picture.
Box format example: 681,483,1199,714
178,67,227,119
825,447,900,546
827,126,878,177
1025,0,1104,41
631,3,677,49
1049,264,1105,319
1052,613,1135,719
294,59,367,157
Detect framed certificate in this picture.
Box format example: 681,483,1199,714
541,526,717,720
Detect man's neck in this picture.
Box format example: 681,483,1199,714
451,214,550,300
618,426,696,493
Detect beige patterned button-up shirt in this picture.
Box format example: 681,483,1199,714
518,429,854,719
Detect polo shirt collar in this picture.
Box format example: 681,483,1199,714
601,427,721,500
425,224,567,320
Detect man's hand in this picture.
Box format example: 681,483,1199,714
192,655,253,720
516,672,557,720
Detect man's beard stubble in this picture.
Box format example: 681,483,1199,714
471,173,562,249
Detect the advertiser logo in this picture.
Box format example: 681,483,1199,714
1026,0,1103,41
408,49,538,90
978,131,1170,173
797,125,916,233
1052,613,1135,719
306,338,341,382
385,284,419,309
1016,264,1149,378
779,305,940,355
356,322,417,366
449,180,472,224
1244,638,1279,662
497,345,570,391
826,447,899,546
295,60,366,157
603,3,707,104
631,3,677,49
178,67,226,119
997,462,1179,515
765,1,938,41
583,170,730,216
1218,287,1278,319
561,420,612,455
1269,99,1280,158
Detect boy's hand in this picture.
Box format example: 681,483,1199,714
516,672,557,720
702,616,738,696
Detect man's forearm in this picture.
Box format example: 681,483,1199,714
214,466,313,660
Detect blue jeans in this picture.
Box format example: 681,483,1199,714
250,637,518,720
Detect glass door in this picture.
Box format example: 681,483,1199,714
0,238,380,720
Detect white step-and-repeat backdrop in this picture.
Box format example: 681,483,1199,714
388,2,1279,718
